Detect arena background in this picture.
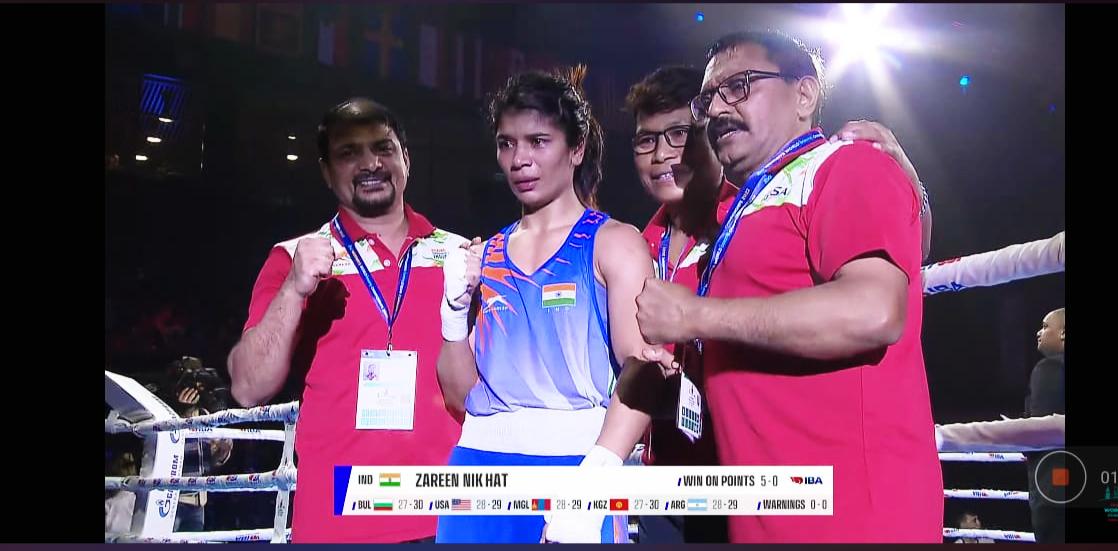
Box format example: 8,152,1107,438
104,3,1065,538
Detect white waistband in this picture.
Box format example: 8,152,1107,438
458,407,607,456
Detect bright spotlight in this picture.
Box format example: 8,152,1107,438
823,4,913,81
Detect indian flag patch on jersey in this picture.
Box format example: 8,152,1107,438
541,283,577,309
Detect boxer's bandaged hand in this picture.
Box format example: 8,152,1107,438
443,245,471,309
441,245,470,341
541,446,622,543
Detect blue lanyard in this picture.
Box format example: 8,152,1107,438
692,130,824,354
331,215,413,349
695,130,825,298
657,226,679,282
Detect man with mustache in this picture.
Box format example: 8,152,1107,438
624,65,932,544
228,98,470,543
635,31,942,542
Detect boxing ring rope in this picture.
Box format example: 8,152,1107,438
922,231,1063,296
105,402,299,435
928,446,1047,543
944,489,1030,501
105,370,298,544
107,528,292,544
105,468,297,493
921,231,1063,542
943,528,1035,542
105,232,1062,543
106,416,287,442
939,452,1025,463
934,446,1048,543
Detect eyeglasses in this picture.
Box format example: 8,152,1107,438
631,125,691,155
689,69,786,123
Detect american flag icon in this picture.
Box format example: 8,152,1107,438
451,498,472,511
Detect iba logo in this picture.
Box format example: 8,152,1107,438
790,476,824,485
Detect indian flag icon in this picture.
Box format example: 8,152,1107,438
542,283,576,309
379,473,401,487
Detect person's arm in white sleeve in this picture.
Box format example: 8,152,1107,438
936,414,1064,452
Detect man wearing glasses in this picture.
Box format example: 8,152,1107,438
634,31,942,542
624,64,931,544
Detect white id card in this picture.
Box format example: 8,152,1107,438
676,371,703,442
356,349,417,430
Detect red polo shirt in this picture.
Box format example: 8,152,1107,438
702,141,942,543
243,205,466,543
636,181,737,467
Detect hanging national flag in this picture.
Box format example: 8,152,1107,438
418,22,450,90
447,32,486,100
163,3,202,31
107,4,141,18
471,36,483,100
255,3,302,57
594,69,628,132
316,5,351,67
211,3,251,43
359,6,411,81
453,32,465,96
482,46,533,98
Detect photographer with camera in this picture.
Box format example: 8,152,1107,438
161,357,234,532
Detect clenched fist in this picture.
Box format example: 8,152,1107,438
285,237,336,298
636,277,699,345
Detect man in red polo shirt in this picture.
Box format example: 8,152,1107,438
635,31,942,543
228,98,468,543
